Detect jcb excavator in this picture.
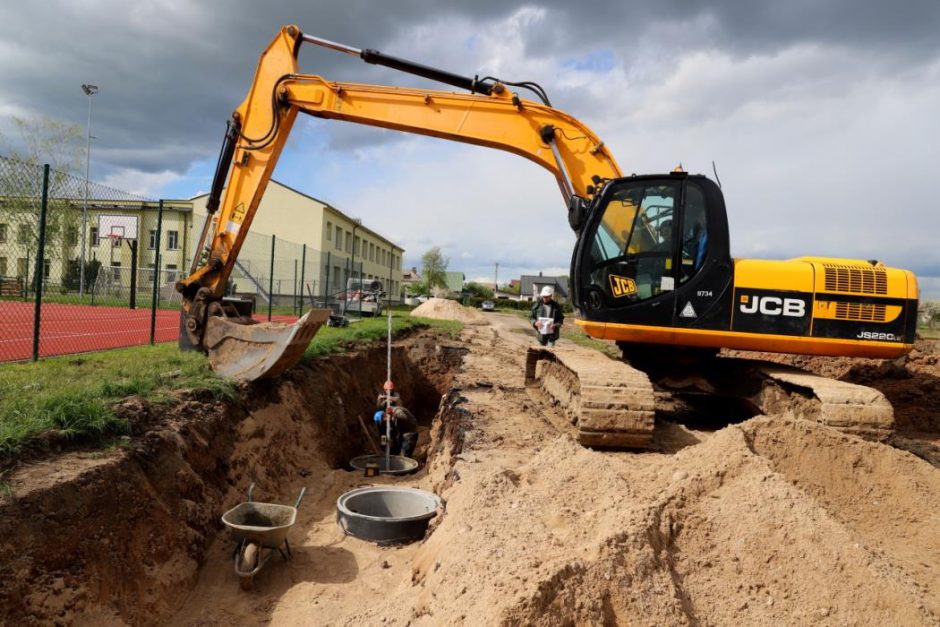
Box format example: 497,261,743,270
177,25,919,446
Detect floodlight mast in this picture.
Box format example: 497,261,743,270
80,83,99,297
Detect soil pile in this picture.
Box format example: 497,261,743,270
411,298,487,325
726,338,940,433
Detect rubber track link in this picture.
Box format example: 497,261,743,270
525,346,656,448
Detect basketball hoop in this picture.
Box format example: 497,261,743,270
108,233,123,248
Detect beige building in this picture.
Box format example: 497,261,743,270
0,198,192,295
189,180,404,303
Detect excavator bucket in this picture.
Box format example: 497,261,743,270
203,309,332,382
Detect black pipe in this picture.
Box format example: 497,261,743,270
206,120,241,214
360,48,496,95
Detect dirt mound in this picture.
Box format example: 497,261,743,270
411,298,487,325
350,416,939,625
725,338,940,433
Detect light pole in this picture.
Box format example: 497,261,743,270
79,83,98,297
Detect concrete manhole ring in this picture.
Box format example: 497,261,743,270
336,486,442,543
349,454,419,475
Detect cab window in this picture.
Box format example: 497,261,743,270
679,184,708,283
588,181,677,302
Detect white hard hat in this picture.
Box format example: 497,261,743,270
540,285,554,297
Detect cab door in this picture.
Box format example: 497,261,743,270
572,178,679,327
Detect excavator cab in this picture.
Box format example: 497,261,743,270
572,173,733,334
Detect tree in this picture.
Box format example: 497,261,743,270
464,282,494,299
0,116,86,282
421,247,448,293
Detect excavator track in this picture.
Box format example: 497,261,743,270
525,346,656,448
526,346,894,448
750,362,894,441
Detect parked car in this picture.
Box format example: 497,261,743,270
481,300,496,312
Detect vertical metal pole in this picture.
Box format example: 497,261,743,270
385,305,392,467
358,261,363,319
299,243,307,312
23,249,30,302
324,251,331,307
268,234,275,321
388,252,393,310
32,165,50,361
292,258,298,316
80,86,97,297
128,240,138,309
150,200,163,344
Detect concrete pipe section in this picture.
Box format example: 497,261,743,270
349,454,419,476
336,486,442,543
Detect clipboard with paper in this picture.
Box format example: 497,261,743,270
536,317,555,335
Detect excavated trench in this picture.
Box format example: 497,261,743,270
0,330,468,626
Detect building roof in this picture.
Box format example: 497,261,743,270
520,274,569,298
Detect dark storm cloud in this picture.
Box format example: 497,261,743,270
2,1,938,180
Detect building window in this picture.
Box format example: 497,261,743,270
167,230,179,250
0,257,7,276
335,227,342,250
67,259,79,278
17,258,28,278
166,263,177,281
90,226,100,247
17,224,30,245
345,232,352,253
112,262,121,282
326,221,333,242
354,236,360,255
149,230,157,249
66,226,78,247
0,223,7,243
369,243,375,262
42,259,51,279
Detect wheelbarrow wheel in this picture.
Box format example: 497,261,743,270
239,542,260,590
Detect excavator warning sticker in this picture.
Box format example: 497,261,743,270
680,302,697,318
609,274,637,298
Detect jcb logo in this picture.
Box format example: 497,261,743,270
609,274,637,298
739,295,805,317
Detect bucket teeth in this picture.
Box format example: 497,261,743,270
204,309,332,381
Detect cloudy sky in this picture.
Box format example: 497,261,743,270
2,1,938,295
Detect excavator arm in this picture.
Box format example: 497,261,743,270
177,24,621,380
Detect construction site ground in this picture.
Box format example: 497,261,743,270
1,302,939,625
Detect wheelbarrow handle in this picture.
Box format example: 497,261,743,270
247,482,255,503
294,487,307,510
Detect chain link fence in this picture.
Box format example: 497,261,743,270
1,156,396,363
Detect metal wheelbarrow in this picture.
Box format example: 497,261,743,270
221,483,306,590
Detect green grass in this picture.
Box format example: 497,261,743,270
0,311,460,462
918,326,940,340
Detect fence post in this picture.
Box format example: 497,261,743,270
23,249,30,302
32,165,50,361
324,251,331,307
292,258,298,316
299,243,307,312
150,199,164,344
268,234,275,321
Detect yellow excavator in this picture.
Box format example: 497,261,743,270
177,25,919,446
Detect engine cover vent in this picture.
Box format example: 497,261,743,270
823,264,887,295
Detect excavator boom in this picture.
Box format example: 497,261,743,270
177,25,621,380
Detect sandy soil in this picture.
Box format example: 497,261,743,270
2,308,939,625
173,313,940,626
411,298,488,324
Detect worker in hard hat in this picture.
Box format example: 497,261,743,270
529,285,564,348
374,385,419,458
